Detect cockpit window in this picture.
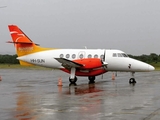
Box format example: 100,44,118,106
113,53,117,57
121,53,128,57
118,53,123,57
113,53,128,58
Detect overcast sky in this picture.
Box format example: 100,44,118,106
0,0,160,55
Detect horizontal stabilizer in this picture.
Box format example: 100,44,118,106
7,41,33,44
7,41,40,46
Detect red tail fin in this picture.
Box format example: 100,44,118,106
8,25,54,66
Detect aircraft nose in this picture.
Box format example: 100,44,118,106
148,65,155,71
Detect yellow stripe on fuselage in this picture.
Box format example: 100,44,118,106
19,60,35,66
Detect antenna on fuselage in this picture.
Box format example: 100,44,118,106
84,46,87,49
102,50,106,61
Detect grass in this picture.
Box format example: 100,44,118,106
150,62,160,71
0,64,52,70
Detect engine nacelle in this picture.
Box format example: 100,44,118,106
73,58,102,69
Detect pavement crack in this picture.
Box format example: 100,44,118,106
143,108,160,120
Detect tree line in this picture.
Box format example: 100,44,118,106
128,53,160,64
0,54,19,64
0,53,159,64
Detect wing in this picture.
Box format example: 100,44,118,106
55,58,83,69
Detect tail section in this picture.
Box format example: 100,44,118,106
8,25,53,66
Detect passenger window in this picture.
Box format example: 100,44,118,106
100,55,104,60
60,54,64,58
94,54,98,58
66,54,70,58
79,54,84,59
88,54,92,58
113,53,117,57
72,54,76,59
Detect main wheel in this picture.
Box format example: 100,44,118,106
88,76,95,83
129,78,136,84
69,76,77,84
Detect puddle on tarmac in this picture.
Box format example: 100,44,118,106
0,69,160,120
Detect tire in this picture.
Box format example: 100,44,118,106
88,76,95,83
129,78,136,84
69,76,77,84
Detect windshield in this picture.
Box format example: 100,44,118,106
113,53,129,57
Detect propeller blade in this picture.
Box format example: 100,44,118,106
103,50,106,61
101,50,108,70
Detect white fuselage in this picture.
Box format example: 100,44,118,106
17,49,155,72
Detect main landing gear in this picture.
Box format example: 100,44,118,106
88,76,95,83
69,76,77,84
129,72,136,84
69,68,77,84
69,76,96,84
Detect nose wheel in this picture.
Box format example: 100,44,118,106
129,72,136,84
129,78,136,84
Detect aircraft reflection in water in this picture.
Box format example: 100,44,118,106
15,92,38,120
14,83,107,119
12,78,130,120
65,83,103,95
56,83,105,119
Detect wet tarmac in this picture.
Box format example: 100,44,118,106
0,69,160,120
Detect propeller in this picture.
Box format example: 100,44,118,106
101,50,108,79
101,50,108,70
102,49,105,61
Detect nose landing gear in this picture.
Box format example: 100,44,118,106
129,78,136,84
129,72,136,84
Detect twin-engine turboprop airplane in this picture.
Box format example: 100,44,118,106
8,25,155,84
